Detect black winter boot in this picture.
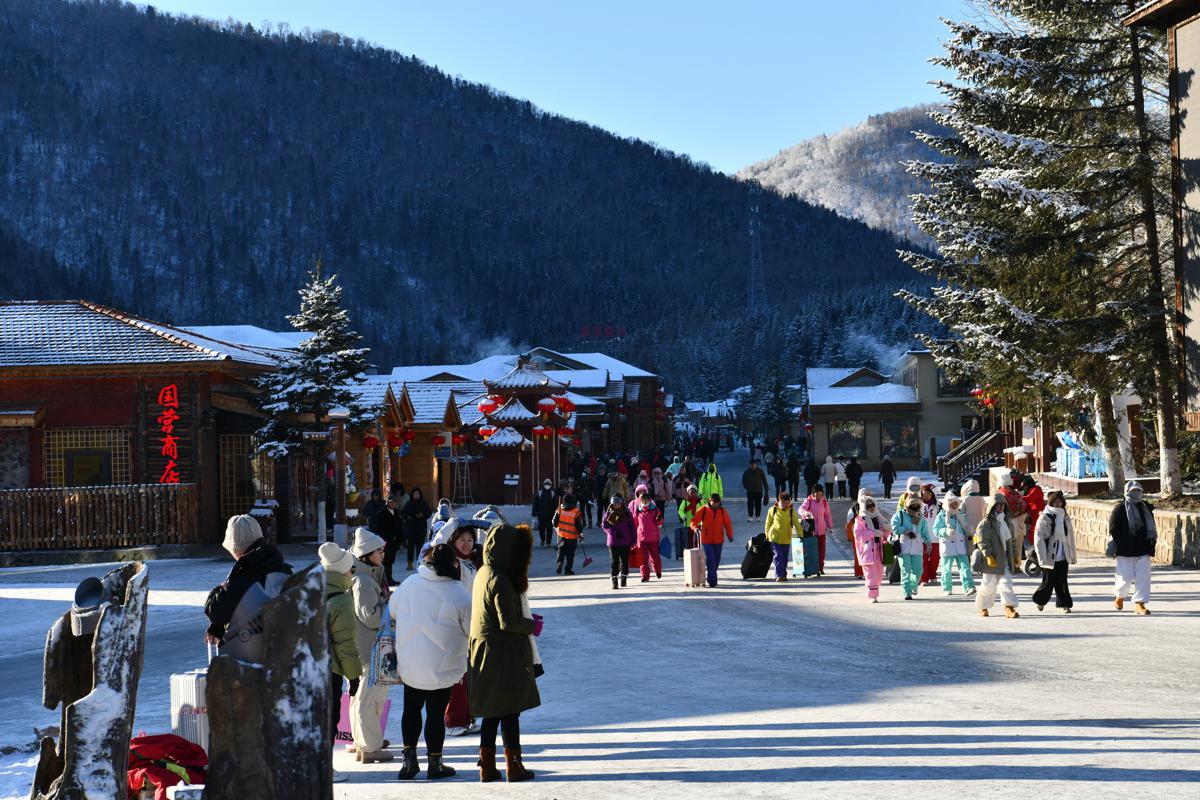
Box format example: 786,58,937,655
620,574,627,587
612,576,619,589
427,752,456,779
397,746,420,780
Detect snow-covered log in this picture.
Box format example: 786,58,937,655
32,562,149,800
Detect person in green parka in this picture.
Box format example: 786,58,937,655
469,523,539,783
319,542,363,785
698,463,723,500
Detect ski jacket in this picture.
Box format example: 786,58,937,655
629,500,665,544
390,565,471,691
677,496,703,528
698,466,724,499
601,509,637,548
603,473,630,503
741,467,769,496
890,509,931,557
326,570,363,680
932,509,971,558
960,480,987,534
351,557,389,665
691,504,734,545
799,495,834,536
854,514,891,566
763,504,804,545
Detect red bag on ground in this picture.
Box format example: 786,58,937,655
445,674,471,728
127,733,207,800
628,546,643,569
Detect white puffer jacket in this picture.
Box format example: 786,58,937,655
389,565,471,690
960,479,987,534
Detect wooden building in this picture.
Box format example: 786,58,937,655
0,301,285,550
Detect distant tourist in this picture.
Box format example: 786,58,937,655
531,479,557,548
1108,481,1156,616
370,494,404,586
699,462,724,500
845,456,863,499
834,456,848,498
820,456,837,497
552,496,583,575
878,455,896,499
401,488,432,571
764,491,804,582
631,487,665,581
803,459,821,497
741,460,770,522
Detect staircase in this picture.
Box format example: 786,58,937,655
937,430,1011,491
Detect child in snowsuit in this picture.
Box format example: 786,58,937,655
853,491,891,602
933,491,975,596
890,497,931,600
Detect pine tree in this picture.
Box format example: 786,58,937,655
256,261,371,457
901,1,1175,492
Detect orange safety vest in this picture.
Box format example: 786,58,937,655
556,507,582,539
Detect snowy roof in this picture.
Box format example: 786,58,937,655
401,383,461,426
480,427,531,448
486,362,569,390
0,300,279,370
605,380,625,400
564,391,606,412
390,349,659,385
686,400,736,418
342,376,394,415
557,352,656,380
806,367,888,389
488,398,539,423
543,368,609,389
808,384,919,408
182,325,309,351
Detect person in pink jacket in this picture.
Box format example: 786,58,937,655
852,490,892,602
799,485,834,575
629,486,665,582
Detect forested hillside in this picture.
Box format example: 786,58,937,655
0,0,932,397
739,106,950,249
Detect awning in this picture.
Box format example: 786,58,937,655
0,407,45,428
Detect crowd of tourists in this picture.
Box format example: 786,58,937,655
201,439,1161,786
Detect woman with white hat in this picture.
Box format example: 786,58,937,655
318,541,362,783
349,527,393,763
933,492,975,596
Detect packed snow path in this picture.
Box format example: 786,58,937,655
1,446,1198,799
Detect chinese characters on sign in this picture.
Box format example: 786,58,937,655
156,384,181,483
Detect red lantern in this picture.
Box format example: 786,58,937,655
556,426,574,437
451,434,467,446
983,396,996,408
402,429,415,442
531,425,552,438
386,431,403,449
971,387,983,398
479,425,497,439
804,422,814,431
362,434,380,450
536,397,557,414
477,398,499,415
489,394,506,405
431,434,446,446
554,395,576,413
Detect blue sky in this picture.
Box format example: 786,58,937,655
147,0,966,173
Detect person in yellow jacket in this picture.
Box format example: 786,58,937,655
764,491,804,582
698,463,723,500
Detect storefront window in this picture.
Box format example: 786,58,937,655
828,421,865,458
220,434,275,519
44,429,131,487
881,418,919,458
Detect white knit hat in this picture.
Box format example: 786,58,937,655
223,514,263,556
349,526,386,558
905,476,921,492
319,542,354,574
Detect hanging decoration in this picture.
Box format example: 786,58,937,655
431,434,446,446
531,425,553,438
556,426,575,437
451,433,467,447
477,398,499,415
536,397,558,414
553,395,576,413
362,435,380,450
386,431,403,449
478,425,498,439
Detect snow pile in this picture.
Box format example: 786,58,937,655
0,753,38,800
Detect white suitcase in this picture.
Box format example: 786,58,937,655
171,645,214,751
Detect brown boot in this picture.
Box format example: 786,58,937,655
478,746,502,783
504,747,535,782
1135,602,1151,616
1114,597,1124,611
978,608,989,617
1004,605,1019,619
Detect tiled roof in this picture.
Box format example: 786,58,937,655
625,382,641,403
486,362,568,390
563,391,606,413
343,376,394,415
543,368,609,389
605,379,625,400
481,427,531,448
488,398,538,423
402,382,459,425
0,301,279,369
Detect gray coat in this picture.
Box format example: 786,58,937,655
352,558,388,663
974,514,1016,575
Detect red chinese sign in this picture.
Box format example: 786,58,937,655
156,384,181,484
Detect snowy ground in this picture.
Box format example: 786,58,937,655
2,449,1199,798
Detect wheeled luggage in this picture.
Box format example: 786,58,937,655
684,532,707,587
170,644,214,751
791,534,820,578
740,533,772,579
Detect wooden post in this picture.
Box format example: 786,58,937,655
335,420,346,527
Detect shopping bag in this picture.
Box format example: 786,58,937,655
368,602,402,687
659,534,673,560
882,541,895,566
629,546,644,569
336,692,391,747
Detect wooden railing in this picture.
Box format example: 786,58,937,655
0,483,199,551
938,431,1011,490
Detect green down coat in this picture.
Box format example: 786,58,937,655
469,525,541,719
326,570,363,680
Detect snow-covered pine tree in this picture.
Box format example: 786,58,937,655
902,1,1175,492
256,262,371,457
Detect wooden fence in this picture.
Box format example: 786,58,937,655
0,483,200,551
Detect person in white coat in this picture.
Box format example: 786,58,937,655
391,544,472,781
820,456,837,497
933,492,976,596
959,479,988,537
974,495,1020,618
834,457,848,499
1032,490,1076,612
349,527,393,763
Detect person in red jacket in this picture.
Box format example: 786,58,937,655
690,493,734,587
1021,475,1045,547
998,471,1030,569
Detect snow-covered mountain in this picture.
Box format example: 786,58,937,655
738,105,950,249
